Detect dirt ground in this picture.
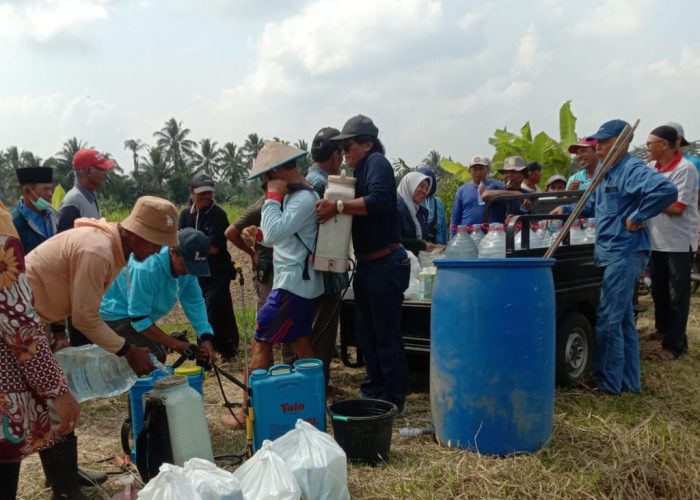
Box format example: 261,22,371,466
13,247,700,498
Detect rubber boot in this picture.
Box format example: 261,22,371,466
39,434,89,500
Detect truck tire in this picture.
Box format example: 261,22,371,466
556,312,594,386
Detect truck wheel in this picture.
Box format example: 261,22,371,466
556,312,594,386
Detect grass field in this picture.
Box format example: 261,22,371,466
101,203,247,225
15,292,700,499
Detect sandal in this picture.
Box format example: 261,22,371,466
221,411,247,429
645,348,677,361
643,331,664,342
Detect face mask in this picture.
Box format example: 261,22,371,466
30,190,53,212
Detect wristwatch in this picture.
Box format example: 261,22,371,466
336,200,345,214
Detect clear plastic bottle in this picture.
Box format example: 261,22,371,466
479,223,506,258
570,220,585,245
529,223,548,249
445,225,479,258
546,220,563,247
468,225,484,248
477,182,485,206
582,219,596,244
54,344,138,403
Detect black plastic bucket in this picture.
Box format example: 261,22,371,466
328,398,398,464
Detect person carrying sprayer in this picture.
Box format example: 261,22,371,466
225,141,324,429
316,115,411,414
551,119,677,395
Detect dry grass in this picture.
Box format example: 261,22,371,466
15,268,700,499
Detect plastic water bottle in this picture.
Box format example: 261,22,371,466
477,182,485,206
546,220,563,247
479,224,506,258
583,219,596,244
570,220,585,245
529,223,548,249
55,344,139,403
468,225,484,248
445,225,479,258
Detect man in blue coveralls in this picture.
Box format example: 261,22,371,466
552,119,678,395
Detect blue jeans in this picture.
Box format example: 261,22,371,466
594,251,648,394
353,247,411,409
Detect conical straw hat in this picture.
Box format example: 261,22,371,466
247,141,306,180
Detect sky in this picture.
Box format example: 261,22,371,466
1,0,699,172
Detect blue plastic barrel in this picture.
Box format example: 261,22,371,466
431,258,555,455
249,359,325,452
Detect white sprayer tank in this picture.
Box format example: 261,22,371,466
314,172,356,272
146,376,214,466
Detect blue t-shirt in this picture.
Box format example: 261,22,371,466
684,153,700,189
450,179,507,233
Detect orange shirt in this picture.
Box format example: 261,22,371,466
26,218,127,353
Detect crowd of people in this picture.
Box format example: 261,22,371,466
1,113,698,498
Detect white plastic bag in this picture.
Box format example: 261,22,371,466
184,458,243,500
138,463,202,500
404,251,421,299
272,419,350,500
233,440,301,500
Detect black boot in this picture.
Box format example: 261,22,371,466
39,434,89,500
78,468,108,487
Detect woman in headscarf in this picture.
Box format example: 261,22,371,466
0,199,80,499
396,171,445,256
416,166,448,245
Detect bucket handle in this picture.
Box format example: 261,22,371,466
268,363,294,375
326,405,350,422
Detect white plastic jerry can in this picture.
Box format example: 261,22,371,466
146,376,214,466
314,171,356,273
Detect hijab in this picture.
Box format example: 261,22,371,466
397,171,432,239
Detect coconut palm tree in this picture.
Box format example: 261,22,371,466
192,138,222,178
293,139,312,172
422,150,446,178
123,139,146,173
242,133,265,168
153,118,196,177
137,147,171,197
219,142,247,190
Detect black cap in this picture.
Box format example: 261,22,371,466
176,228,211,277
16,167,53,185
649,125,678,145
312,127,341,153
331,115,379,141
190,172,215,193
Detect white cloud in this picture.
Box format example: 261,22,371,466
573,0,650,37
0,92,131,166
456,4,492,32
0,0,111,45
513,24,539,74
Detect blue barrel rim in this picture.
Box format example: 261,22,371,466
435,257,555,268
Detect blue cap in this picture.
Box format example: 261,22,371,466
588,119,629,141
176,228,211,277
416,165,437,197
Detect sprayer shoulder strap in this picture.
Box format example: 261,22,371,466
280,186,318,281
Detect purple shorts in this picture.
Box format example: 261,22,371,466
254,289,315,344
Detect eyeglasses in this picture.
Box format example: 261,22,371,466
646,139,664,147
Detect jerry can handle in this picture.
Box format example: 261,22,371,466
268,363,294,375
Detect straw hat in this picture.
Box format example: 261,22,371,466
121,196,179,246
247,141,306,181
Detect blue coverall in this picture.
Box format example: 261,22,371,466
563,153,677,394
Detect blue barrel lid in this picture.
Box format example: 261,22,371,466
434,257,555,268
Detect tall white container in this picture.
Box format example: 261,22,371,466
145,376,214,466
314,172,356,272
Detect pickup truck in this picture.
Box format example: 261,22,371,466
338,191,605,386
